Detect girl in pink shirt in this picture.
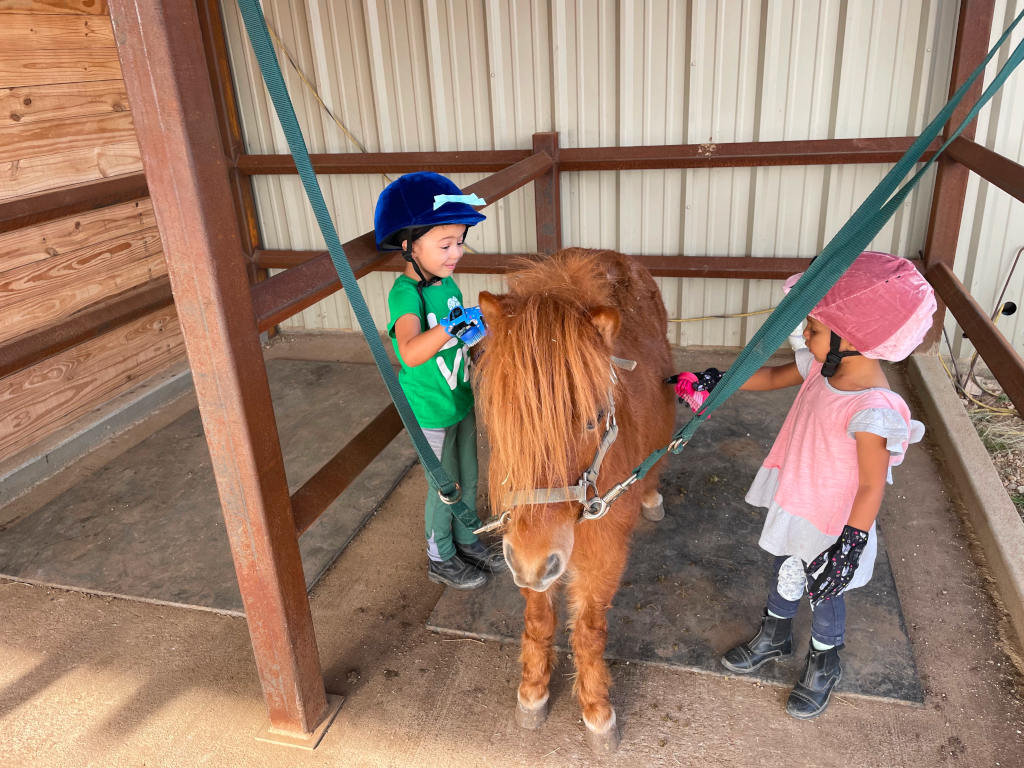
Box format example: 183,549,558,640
676,251,935,719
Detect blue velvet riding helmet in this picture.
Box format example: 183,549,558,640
374,172,486,251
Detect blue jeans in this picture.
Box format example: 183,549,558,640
765,555,846,647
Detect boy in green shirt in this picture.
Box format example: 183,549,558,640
375,172,506,589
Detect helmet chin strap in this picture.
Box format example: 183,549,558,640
820,331,861,378
401,228,441,315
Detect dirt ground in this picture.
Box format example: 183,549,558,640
962,371,1024,524
1,452,1023,766
2,343,1024,767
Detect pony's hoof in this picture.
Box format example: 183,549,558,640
641,493,665,522
515,695,549,730
583,710,620,754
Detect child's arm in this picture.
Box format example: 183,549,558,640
739,362,802,391
806,431,889,605
392,313,451,367
671,361,802,411
846,431,889,531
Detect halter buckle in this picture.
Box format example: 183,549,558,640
580,474,638,521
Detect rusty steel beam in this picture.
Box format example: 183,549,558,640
254,249,329,270
532,132,561,254
0,278,174,378
195,0,263,284
235,137,937,177
947,136,1024,204
250,151,553,332
291,404,404,535
922,0,997,350
252,232,386,333
254,249,522,272
926,262,1024,415
557,136,939,171
0,173,148,235
254,248,812,281
237,148,532,175
109,0,336,743
635,255,812,280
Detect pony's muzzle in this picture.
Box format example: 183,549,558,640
503,542,567,592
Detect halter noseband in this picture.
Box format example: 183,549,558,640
474,356,637,535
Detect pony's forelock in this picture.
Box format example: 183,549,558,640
476,251,617,514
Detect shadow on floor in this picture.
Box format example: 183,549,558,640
0,360,416,614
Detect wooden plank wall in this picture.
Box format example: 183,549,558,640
0,0,186,462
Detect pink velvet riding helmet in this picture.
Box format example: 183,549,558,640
783,251,937,361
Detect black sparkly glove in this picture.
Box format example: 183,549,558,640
805,524,869,607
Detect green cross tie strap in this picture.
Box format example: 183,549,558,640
630,6,1024,483
235,0,1023,515
235,0,479,530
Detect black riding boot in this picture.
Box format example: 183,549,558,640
721,610,793,673
427,554,487,590
455,539,508,572
786,642,843,719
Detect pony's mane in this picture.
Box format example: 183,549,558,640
476,251,616,513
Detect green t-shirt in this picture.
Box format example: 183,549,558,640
387,275,474,429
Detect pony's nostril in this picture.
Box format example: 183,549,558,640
543,553,563,581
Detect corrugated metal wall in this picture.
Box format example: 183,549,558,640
220,0,1024,354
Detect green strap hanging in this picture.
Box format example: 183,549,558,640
235,0,479,530
235,0,1023,515
630,7,1024,482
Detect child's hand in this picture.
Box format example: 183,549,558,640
441,305,487,347
805,524,869,607
665,368,724,412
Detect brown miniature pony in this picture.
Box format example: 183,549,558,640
476,249,675,752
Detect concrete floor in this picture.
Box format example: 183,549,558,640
1,335,1023,767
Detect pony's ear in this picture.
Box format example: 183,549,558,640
478,291,503,327
589,306,620,347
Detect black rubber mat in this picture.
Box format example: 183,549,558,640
0,360,416,615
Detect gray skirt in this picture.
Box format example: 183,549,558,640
746,466,877,592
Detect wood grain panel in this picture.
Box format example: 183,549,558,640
0,141,141,200
0,48,122,88
0,13,114,50
0,305,184,462
0,80,128,127
0,1,108,15
0,197,153,273
0,111,136,163
0,226,165,343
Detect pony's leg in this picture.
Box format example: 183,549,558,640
640,487,664,521
517,585,557,729
569,551,627,752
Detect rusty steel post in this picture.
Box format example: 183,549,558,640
921,0,997,351
195,0,264,286
108,0,339,747
532,132,562,254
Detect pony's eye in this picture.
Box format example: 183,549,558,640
585,409,606,431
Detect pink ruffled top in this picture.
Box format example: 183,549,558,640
750,349,923,538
